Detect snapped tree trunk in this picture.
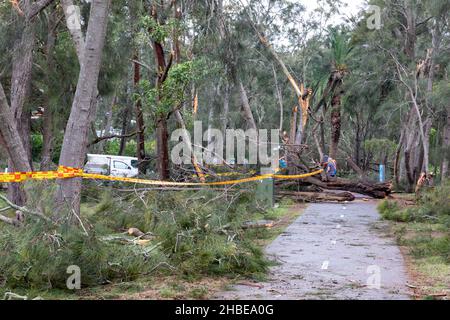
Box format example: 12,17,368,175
238,80,257,131
56,0,111,218
174,110,205,181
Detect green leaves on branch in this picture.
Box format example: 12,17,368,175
137,59,208,119
364,138,397,164
140,16,182,43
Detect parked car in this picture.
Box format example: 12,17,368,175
84,154,139,178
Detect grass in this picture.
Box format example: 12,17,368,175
379,184,450,299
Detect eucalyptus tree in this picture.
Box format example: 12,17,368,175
56,0,112,218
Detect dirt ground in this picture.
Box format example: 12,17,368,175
214,198,412,300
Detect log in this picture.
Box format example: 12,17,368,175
242,220,276,229
305,177,392,199
127,227,154,240
277,190,355,202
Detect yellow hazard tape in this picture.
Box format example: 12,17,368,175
0,166,323,186
192,170,257,178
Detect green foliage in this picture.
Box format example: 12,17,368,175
380,183,450,263
0,185,270,291
0,223,157,289
379,182,450,225
142,188,270,277
30,135,43,163
328,27,352,68
139,59,208,118
378,200,413,222
364,139,397,164
140,17,181,44
409,236,450,261
103,140,156,157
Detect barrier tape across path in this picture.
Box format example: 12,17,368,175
0,166,323,186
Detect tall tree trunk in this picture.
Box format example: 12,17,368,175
0,85,31,172
98,94,115,152
272,64,283,131
41,7,57,170
119,77,133,155
150,3,171,180
56,0,111,218
329,90,342,159
221,83,230,136
441,105,450,179
7,1,36,205
61,0,85,67
354,113,361,167
320,113,326,155
0,84,31,206
133,54,146,174
119,104,131,156
41,108,54,170
393,132,404,186
156,115,170,180
289,106,298,144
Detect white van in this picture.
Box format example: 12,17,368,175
84,154,139,178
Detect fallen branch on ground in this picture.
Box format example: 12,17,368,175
277,190,355,202
0,194,51,223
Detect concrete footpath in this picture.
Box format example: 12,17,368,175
215,199,411,300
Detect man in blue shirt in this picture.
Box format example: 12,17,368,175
321,155,337,181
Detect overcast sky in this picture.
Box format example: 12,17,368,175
299,0,368,25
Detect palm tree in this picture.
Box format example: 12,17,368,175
325,28,352,159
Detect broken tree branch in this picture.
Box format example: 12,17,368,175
88,130,141,147
0,194,51,223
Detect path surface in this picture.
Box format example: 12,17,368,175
215,199,411,300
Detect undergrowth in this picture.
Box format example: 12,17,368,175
0,181,270,294
378,182,450,262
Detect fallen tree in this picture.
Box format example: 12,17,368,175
276,190,355,202
304,177,392,199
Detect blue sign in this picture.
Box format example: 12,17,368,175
379,164,385,183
